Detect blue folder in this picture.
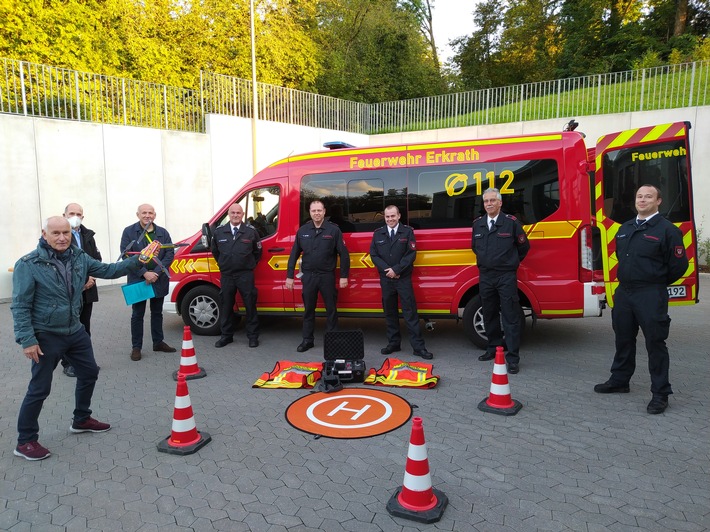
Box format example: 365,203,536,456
121,282,156,305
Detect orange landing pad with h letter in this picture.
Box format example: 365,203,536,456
285,388,413,439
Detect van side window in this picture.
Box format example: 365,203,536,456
409,160,559,228
302,169,407,232
213,186,280,238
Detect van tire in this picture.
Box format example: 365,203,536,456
462,295,525,349
181,285,221,336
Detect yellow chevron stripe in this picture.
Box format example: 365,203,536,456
527,220,581,239
640,124,671,143
606,128,638,150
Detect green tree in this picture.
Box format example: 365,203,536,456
452,0,507,89
315,0,442,102
497,0,561,82
401,0,439,71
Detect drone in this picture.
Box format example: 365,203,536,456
122,240,187,277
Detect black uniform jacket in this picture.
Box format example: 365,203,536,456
286,221,350,279
211,223,262,273
615,214,688,286
120,222,174,298
471,213,530,272
370,224,417,278
77,224,102,304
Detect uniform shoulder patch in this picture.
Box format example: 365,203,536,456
410,241,416,250
675,246,685,258
518,234,526,244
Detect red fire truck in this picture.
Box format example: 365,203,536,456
165,121,698,348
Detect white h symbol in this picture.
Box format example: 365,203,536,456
328,401,371,420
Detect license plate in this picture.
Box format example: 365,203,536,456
667,286,686,298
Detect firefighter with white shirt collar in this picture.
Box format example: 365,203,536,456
211,203,262,349
471,188,530,374
595,184,688,415
370,205,433,360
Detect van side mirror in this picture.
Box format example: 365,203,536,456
201,223,213,248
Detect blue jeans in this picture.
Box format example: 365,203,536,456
17,328,99,444
131,297,165,349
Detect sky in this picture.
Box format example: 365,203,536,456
431,1,479,63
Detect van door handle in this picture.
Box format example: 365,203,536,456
268,247,285,252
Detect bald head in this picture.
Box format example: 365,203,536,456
136,204,156,229
64,203,84,217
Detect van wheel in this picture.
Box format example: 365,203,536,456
462,295,525,349
462,296,488,348
181,285,221,336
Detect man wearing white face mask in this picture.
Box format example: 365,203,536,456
61,203,102,377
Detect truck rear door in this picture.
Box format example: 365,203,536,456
594,121,698,306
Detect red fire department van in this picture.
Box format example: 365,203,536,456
165,121,698,348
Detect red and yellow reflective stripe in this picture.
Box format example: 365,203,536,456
269,134,564,168
264,221,580,271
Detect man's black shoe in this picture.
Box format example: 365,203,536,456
249,338,259,348
153,342,177,353
215,337,233,348
413,349,434,360
296,341,314,353
507,362,519,374
647,397,668,415
593,381,630,394
478,351,495,361
63,365,77,378
380,344,401,355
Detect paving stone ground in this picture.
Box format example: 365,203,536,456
1,277,708,531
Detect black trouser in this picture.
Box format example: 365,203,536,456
18,329,99,444
610,284,672,397
480,270,521,364
301,271,338,342
219,271,259,340
381,275,425,351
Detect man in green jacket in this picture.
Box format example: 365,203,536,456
11,216,140,461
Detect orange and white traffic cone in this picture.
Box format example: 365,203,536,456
478,346,523,416
157,373,211,455
172,326,206,381
386,417,447,523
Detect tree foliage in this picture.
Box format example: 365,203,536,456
314,0,443,102
0,0,441,99
452,0,710,90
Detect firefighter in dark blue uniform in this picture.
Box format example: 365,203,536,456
370,205,433,360
595,185,688,414
286,200,350,352
211,203,262,348
472,188,530,374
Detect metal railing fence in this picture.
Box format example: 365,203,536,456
368,62,710,133
201,71,369,133
0,58,202,131
1,57,708,135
